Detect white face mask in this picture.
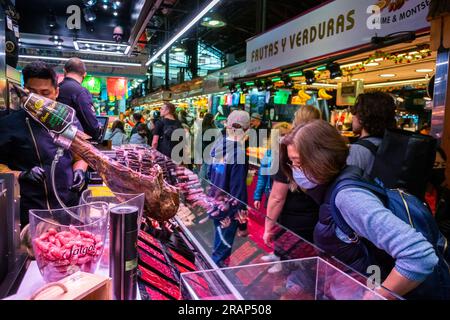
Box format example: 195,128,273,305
292,167,318,190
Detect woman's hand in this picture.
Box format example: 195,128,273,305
254,201,261,210
263,229,275,246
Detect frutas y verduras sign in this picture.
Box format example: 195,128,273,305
246,0,431,75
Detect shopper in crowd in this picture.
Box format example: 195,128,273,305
281,119,444,299
57,57,102,141
292,105,322,127
129,123,149,145
130,112,144,136
249,113,269,149
253,122,292,210
196,113,216,186
152,103,183,158
262,105,320,269
105,120,128,146
348,92,396,173
0,61,87,226
208,110,251,267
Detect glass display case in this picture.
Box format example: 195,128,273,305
181,257,386,300
102,145,400,300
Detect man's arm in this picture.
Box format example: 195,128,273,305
152,121,163,149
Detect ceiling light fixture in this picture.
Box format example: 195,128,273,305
365,62,380,67
19,55,142,67
416,68,433,73
201,12,226,28
83,7,96,22
379,74,396,78
364,78,428,88
83,0,97,6
47,14,57,28
300,82,337,88
153,59,165,68
145,0,222,66
113,11,118,16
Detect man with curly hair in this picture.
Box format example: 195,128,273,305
347,92,397,173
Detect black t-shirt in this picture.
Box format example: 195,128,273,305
272,169,318,216
153,118,182,157
272,169,319,242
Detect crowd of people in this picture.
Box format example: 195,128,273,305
184,92,450,300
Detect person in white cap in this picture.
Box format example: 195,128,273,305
250,112,269,149
207,110,251,266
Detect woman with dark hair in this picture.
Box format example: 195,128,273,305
262,107,320,271
281,119,447,299
348,92,397,173
129,123,149,145
105,120,128,146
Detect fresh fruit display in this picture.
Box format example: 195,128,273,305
318,88,333,100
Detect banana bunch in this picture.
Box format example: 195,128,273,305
318,88,333,100
298,89,311,101
292,89,311,105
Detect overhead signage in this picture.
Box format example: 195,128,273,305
246,0,431,74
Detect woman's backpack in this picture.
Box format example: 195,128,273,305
329,172,450,299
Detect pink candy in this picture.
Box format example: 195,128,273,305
33,226,104,282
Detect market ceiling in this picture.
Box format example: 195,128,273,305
14,0,329,75
145,0,330,63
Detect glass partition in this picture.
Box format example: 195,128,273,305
181,257,387,300
101,145,401,300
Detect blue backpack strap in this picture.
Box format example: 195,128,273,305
329,179,388,241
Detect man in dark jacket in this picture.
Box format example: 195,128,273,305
57,57,102,141
0,61,87,226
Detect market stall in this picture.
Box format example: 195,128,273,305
3,143,400,300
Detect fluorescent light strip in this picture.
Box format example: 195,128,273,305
301,82,337,88
146,0,222,66
79,49,128,56
19,55,142,67
365,78,428,88
74,40,129,47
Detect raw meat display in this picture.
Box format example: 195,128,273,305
32,227,104,282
